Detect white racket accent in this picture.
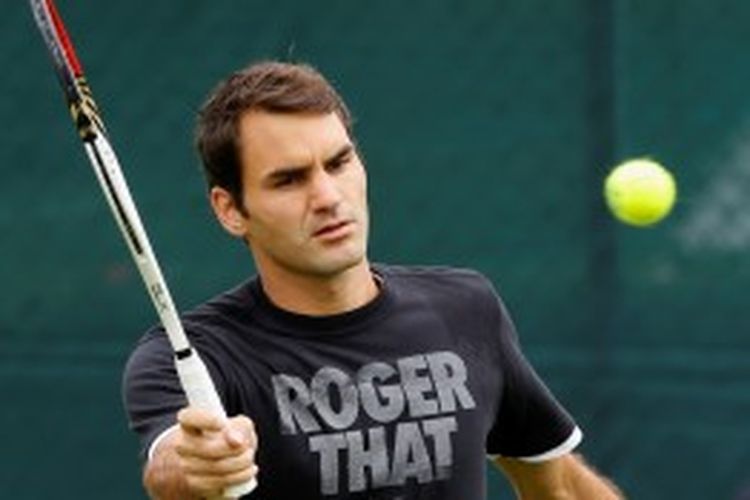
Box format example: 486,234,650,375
84,136,190,352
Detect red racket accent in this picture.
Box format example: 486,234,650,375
45,0,83,77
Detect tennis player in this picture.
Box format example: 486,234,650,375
123,61,624,499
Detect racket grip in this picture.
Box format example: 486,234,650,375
175,353,259,498
175,351,227,417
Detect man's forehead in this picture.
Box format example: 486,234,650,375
238,110,350,169
239,110,346,142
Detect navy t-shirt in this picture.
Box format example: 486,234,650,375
122,265,579,499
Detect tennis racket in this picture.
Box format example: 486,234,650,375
28,0,256,496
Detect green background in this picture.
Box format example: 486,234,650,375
2,0,750,498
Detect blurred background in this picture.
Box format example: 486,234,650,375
2,0,750,498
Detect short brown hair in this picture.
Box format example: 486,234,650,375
195,61,353,211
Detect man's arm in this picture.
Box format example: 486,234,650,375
144,426,200,500
144,408,258,500
493,453,624,500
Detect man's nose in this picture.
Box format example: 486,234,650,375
310,170,342,212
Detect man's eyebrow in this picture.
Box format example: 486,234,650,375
264,165,309,184
264,144,354,184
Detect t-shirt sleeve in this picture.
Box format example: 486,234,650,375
121,330,188,460
484,289,582,461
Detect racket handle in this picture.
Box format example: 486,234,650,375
175,351,227,416
175,353,259,497
222,478,259,498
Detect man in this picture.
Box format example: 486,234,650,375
123,61,624,499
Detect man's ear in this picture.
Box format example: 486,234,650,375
210,186,248,238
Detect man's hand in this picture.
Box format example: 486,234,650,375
144,408,258,500
175,408,259,498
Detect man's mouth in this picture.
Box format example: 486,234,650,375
312,220,354,240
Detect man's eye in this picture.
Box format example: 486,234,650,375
327,155,350,173
274,173,304,188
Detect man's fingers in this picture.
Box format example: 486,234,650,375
177,407,225,434
225,415,256,449
177,429,248,459
180,446,257,476
176,414,258,461
184,464,259,498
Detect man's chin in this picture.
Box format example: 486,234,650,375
303,249,367,277
317,257,366,277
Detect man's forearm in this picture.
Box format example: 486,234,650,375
495,454,625,500
143,432,201,500
562,454,624,499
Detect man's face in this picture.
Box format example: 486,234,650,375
226,110,369,279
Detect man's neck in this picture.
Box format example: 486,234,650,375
258,261,379,316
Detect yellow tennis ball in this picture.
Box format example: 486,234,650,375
604,158,677,227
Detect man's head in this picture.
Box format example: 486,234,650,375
196,61,369,282
196,61,353,214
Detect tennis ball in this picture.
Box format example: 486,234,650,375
604,158,677,227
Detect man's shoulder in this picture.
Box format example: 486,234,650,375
133,277,257,348
377,263,491,284
376,264,497,297
183,277,257,325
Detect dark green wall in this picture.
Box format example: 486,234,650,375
3,0,749,498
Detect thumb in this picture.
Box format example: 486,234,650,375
224,427,246,448
224,416,255,448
